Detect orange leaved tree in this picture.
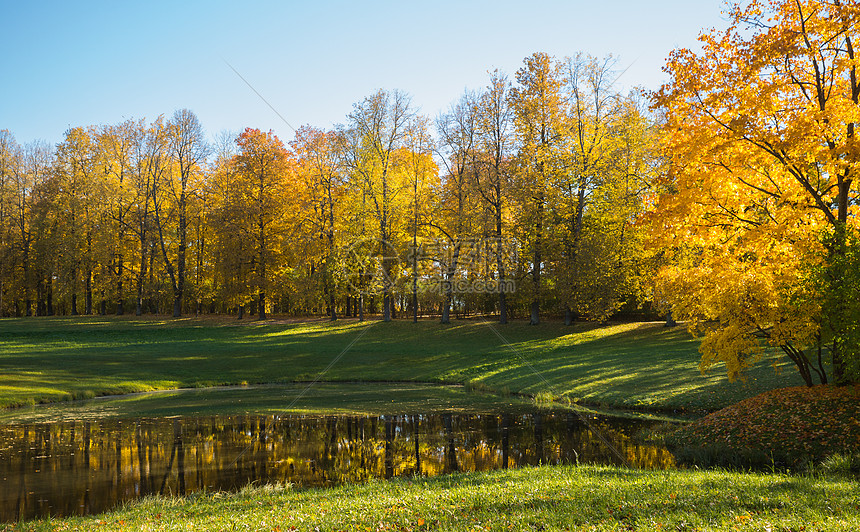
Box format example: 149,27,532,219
651,0,860,385
231,128,293,320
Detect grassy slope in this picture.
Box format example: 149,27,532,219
6,465,858,531
0,316,804,412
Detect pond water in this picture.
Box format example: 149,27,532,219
0,411,673,522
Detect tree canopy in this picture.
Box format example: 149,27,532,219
650,0,860,385
0,55,653,326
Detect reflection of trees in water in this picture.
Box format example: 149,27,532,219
0,412,674,522
158,420,185,496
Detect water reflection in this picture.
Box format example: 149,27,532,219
0,412,674,522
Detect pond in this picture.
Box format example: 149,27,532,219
0,383,674,522
0,386,676,522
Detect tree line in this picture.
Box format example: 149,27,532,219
6,0,854,387
0,52,657,323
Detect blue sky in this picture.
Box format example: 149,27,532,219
0,1,727,146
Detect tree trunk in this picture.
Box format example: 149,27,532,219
826,223,849,383
665,311,677,328
175,192,186,318
46,276,54,316
441,284,451,324
412,248,418,323
441,242,461,325
383,290,392,322
530,202,543,326
23,247,31,316
136,230,147,316
115,254,124,315
382,287,391,321
258,291,266,320
85,270,92,315
497,217,507,325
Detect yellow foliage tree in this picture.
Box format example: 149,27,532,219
290,125,344,318
651,0,860,385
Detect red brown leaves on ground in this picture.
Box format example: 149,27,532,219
671,385,860,460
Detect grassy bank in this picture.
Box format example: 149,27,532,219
5,465,858,531
0,316,803,412
0,383,548,423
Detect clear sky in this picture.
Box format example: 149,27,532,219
0,0,728,146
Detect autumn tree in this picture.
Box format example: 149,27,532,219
5,137,36,315
187,146,214,315
291,125,344,320
404,116,436,322
154,109,208,317
54,126,105,314
652,0,860,385
555,56,656,322
588,95,657,319
209,131,250,315
23,141,56,315
128,118,165,316
98,119,143,315
232,128,292,320
0,62,664,322
509,52,567,325
434,91,482,324
474,71,516,324
0,131,19,315
341,89,416,321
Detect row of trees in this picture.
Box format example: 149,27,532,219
5,0,854,386
0,111,209,319
0,53,657,323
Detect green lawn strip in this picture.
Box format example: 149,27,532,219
6,465,858,531
0,382,683,425
0,383,544,423
669,384,860,463
0,317,804,412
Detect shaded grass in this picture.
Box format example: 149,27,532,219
0,383,541,423
0,316,804,412
6,464,859,531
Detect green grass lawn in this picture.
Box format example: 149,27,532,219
0,317,852,531
0,383,549,423
0,316,804,412
6,465,858,531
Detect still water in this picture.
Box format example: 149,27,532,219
0,412,673,522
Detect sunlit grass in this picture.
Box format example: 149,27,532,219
6,465,858,531
0,316,804,412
